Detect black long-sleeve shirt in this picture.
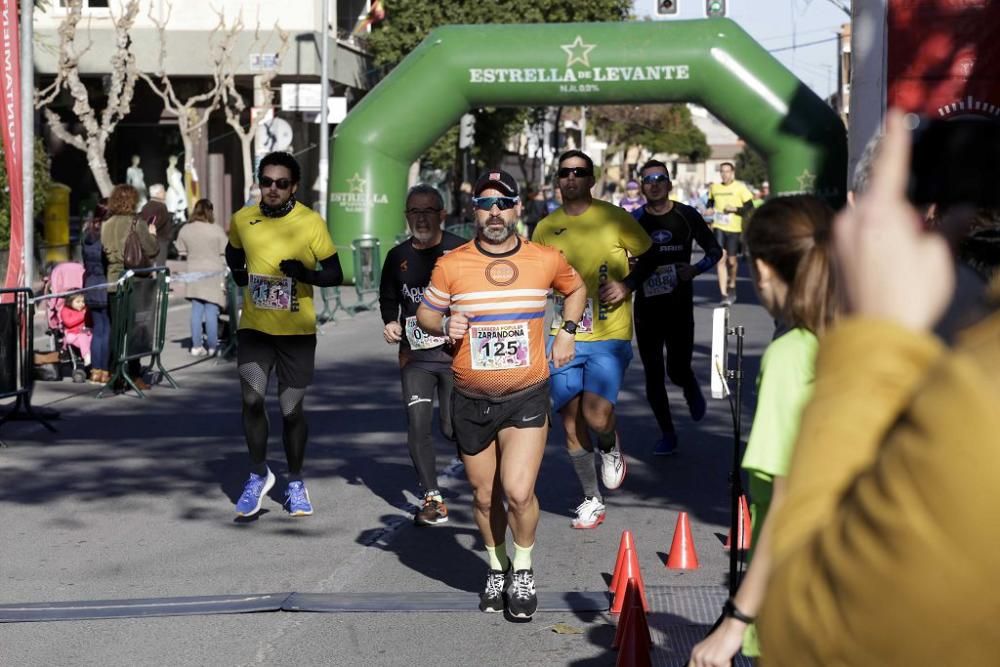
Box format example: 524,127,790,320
379,232,467,367
629,202,722,303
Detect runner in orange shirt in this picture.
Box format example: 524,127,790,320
418,170,585,620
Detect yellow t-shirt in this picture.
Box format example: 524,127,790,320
228,202,337,335
708,180,755,233
534,199,651,341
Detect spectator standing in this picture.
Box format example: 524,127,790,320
81,199,111,384
101,184,159,390
175,199,228,356
141,183,172,267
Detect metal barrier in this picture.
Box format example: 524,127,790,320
99,268,177,398
349,236,382,313
218,271,240,361
317,286,349,324
0,288,57,441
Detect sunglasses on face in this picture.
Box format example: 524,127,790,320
557,167,593,179
472,196,519,211
405,207,443,217
260,176,292,190
642,173,670,185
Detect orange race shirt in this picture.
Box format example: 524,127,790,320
422,238,583,398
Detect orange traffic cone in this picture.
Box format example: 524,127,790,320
609,530,636,594
615,580,653,667
611,547,649,613
666,511,700,569
613,578,652,650
724,495,753,552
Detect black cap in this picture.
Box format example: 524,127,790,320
474,169,519,197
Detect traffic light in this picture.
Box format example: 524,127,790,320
458,113,476,149
706,0,726,16
656,0,679,15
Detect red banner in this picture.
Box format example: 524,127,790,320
887,0,1000,118
0,0,22,290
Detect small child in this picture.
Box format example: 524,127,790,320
60,293,93,366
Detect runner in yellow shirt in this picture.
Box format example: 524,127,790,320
534,150,652,529
225,151,343,518
706,162,755,305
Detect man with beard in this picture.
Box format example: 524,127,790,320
534,150,652,530
631,160,721,455
379,184,466,526
417,170,585,620
225,151,343,518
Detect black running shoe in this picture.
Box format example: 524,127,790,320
505,568,537,619
479,568,506,613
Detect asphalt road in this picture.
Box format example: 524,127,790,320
0,268,772,667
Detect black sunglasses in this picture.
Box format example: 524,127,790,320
642,174,670,185
405,207,443,217
557,167,593,179
260,176,293,190
472,196,519,211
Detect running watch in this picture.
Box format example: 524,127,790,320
561,320,578,335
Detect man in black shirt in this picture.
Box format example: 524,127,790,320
379,184,467,525
626,160,723,456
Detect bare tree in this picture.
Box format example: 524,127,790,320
220,18,290,201
138,2,234,211
35,0,141,197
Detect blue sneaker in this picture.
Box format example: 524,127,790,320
235,469,275,516
653,432,679,456
685,383,707,422
285,481,314,517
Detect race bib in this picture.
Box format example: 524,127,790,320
470,323,530,371
552,296,594,334
643,264,678,297
405,316,449,350
715,213,731,227
249,273,293,310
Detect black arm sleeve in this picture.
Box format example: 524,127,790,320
691,213,724,274
737,199,756,219
379,253,399,325
225,243,249,286
307,253,344,288
622,248,661,293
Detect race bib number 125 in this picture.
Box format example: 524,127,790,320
470,323,530,370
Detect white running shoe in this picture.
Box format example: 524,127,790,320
599,433,627,490
571,496,606,529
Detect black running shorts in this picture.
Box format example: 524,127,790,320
714,228,743,257
237,329,317,388
451,382,550,456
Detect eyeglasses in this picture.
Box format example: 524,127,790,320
557,167,592,179
472,196,519,211
260,177,292,190
641,174,671,185
405,207,443,217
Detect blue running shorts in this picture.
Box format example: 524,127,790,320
546,337,633,411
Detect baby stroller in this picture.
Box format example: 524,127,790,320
41,261,89,384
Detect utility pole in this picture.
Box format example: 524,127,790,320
318,0,334,219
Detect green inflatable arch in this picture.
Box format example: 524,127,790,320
329,18,846,281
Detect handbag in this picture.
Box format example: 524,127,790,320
123,217,153,271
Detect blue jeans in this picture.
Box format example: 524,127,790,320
90,306,111,371
190,299,220,350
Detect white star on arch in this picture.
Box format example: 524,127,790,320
561,36,596,68
347,173,367,193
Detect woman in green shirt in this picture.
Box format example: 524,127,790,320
689,195,839,666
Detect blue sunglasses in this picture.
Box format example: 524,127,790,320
472,196,519,211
